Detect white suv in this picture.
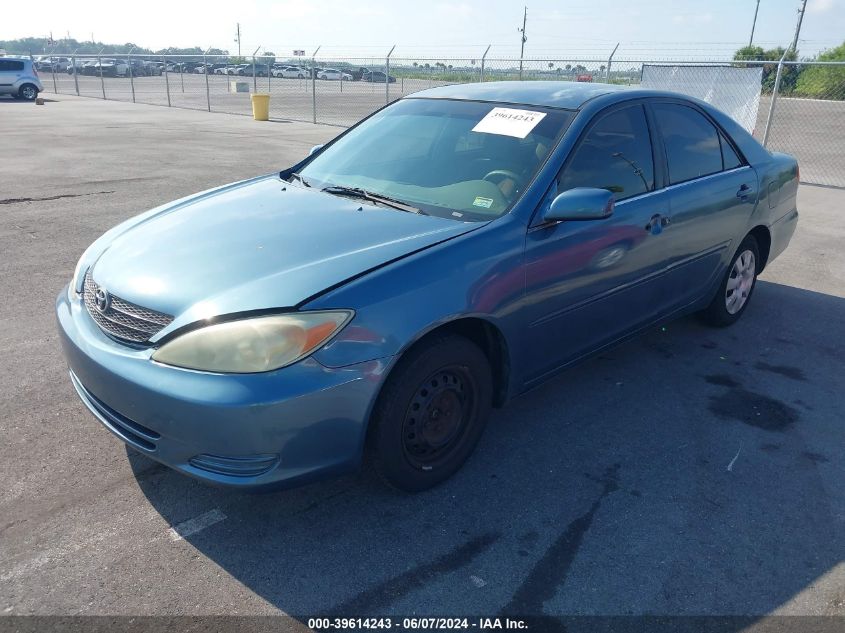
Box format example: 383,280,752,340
0,57,43,100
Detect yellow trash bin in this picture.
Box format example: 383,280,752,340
251,93,270,121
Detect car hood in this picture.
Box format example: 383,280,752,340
91,175,480,338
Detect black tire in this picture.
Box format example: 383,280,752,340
370,334,493,492
699,235,760,327
19,84,38,101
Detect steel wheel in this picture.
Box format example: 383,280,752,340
371,334,492,491
401,366,477,471
726,249,756,314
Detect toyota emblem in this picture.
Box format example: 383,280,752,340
94,287,111,313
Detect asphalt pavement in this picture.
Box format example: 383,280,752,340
1,95,843,626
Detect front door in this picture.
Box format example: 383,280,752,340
521,103,674,385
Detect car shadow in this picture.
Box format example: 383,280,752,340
130,280,844,623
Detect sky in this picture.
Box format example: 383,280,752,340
3,0,844,60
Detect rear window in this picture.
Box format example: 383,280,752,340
653,103,723,184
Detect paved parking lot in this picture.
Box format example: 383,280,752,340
1,95,843,624
41,71,845,187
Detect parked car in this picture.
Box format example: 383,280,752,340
58,82,798,492
65,59,86,74
81,58,128,77
362,70,396,83
317,68,352,81
35,56,70,72
238,63,269,77
0,56,43,100
273,66,307,78
350,67,370,81
126,59,148,76
212,65,229,75
144,61,164,76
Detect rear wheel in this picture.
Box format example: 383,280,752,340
19,84,38,101
370,335,492,492
699,235,760,327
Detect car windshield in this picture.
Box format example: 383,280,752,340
296,98,573,221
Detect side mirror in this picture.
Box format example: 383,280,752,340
543,187,614,222
309,144,324,156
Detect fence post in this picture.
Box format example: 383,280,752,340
72,51,80,95
163,55,171,107
203,49,211,112
49,51,58,92
763,50,789,147
606,42,619,82
311,45,321,124
180,61,185,93
98,54,106,99
267,57,271,92
480,44,491,82
385,45,396,105
128,51,136,103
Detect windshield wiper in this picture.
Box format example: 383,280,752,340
288,172,311,187
321,185,426,215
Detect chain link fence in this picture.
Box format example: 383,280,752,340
33,53,845,187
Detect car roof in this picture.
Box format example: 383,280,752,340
407,81,628,109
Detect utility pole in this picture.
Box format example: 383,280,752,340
790,0,807,53
748,0,760,47
518,6,527,80
235,23,241,58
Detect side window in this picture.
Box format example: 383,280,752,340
0,60,25,71
720,134,742,170
558,105,655,201
653,103,724,184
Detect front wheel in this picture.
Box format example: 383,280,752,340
699,235,760,327
370,335,493,492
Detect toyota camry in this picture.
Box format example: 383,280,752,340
56,82,799,492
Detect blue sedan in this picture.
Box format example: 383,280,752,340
57,82,799,491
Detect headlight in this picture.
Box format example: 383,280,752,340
151,311,353,373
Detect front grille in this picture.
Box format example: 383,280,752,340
83,271,174,344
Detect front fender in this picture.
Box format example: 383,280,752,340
306,217,527,372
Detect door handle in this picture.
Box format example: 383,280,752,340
736,184,756,200
645,214,671,234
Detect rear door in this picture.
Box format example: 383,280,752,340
649,101,757,308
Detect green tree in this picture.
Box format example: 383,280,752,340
733,45,799,92
795,41,845,98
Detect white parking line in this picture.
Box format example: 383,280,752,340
167,508,227,541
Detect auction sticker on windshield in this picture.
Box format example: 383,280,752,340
472,107,547,138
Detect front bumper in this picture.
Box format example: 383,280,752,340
56,286,390,489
